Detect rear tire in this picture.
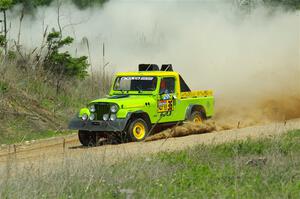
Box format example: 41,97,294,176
78,131,96,146
189,111,205,123
127,118,149,142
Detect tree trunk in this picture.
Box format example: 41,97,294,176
3,9,7,55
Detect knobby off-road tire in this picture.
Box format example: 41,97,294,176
78,131,96,146
127,118,149,142
189,111,205,124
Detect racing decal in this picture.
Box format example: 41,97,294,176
158,100,174,113
181,90,213,98
121,76,154,81
162,93,171,100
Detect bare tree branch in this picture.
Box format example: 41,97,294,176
17,6,25,46
56,0,62,37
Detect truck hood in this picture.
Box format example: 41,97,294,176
90,95,155,109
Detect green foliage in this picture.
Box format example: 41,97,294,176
0,0,12,10
0,50,108,142
7,50,16,60
47,31,74,50
72,0,109,9
46,52,88,79
8,0,300,11
0,80,8,93
43,30,88,90
0,34,6,47
264,0,300,10
32,0,53,6
0,128,72,144
12,0,109,10
12,0,55,8
1,130,300,197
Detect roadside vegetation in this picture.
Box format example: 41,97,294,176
0,23,111,144
0,130,299,198
0,0,113,144
0,39,111,144
0,0,299,144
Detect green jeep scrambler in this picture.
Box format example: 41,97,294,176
69,64,214,146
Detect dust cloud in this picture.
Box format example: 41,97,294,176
7,0,300,126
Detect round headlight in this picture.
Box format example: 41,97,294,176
82,113,88,121
103,114,109,121
110,114,117,121
89,105,96,113
110,105,118,113
89,113,95,121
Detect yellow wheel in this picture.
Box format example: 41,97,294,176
128,118,149,141
190,111,204,124
133,122,146,140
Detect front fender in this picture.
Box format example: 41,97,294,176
79,108,90,117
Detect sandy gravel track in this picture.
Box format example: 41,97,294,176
0,118,299,168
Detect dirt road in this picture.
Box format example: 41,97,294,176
0,118,299,168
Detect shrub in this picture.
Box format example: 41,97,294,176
43,30,89,94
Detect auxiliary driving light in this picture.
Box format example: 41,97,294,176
103,114,109,121
110,114,117,121
82,113,88,121
89,113,95,121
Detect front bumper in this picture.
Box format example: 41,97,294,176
68,117,130,132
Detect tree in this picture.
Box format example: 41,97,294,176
263,0,300,10
234,0,300,11
71,0,108,9
0,0,12,9
12,0,109,10
44,30,89,94
0,0,12,54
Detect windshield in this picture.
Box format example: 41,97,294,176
114,76,157,92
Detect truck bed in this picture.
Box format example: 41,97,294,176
181,90,213,98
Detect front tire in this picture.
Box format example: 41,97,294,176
127,118,149,142
78,131,96,146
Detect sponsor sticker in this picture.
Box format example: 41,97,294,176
158,100,174,112
121,76,154,81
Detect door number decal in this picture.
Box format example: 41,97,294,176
158,100,174,113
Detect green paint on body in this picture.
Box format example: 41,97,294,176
77,70,214,126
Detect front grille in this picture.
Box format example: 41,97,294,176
94,103,110,120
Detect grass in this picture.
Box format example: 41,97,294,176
0,80,8,94
0,129,74,145
0,59,111,144
0,113,75,145
1,130,300,198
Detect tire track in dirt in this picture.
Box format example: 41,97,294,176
0,118,300,168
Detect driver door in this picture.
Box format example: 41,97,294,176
157,77,177,123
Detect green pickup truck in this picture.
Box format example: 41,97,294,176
69,64,214,146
